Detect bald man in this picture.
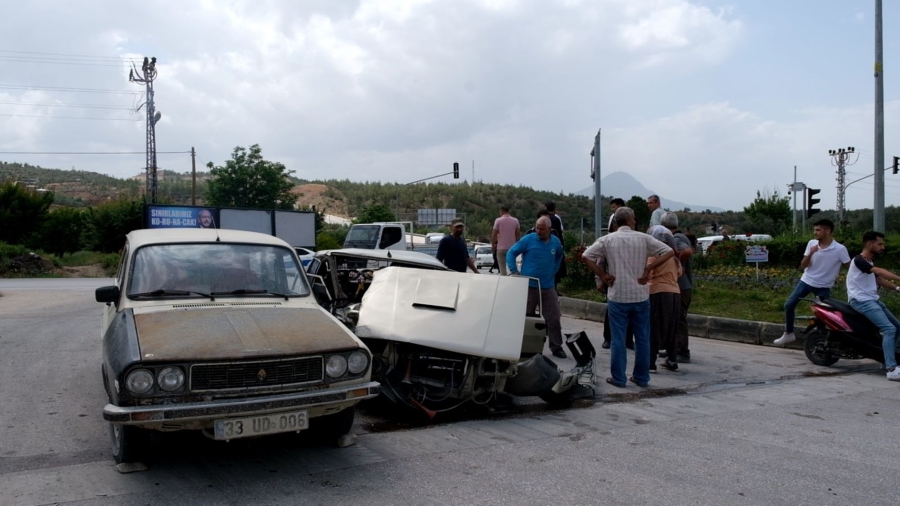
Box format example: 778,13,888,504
507,216,566,359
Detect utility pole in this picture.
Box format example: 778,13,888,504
590,129,602,237
472,160,474,183
829,146,857,223
874,0,885,231
191,147,197,206
129,56,160,204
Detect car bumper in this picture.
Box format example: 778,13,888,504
104,382,381,424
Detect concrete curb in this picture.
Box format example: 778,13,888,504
558,297,805,350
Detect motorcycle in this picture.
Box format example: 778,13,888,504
802,296,899,367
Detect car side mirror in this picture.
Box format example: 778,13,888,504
95,285,120,304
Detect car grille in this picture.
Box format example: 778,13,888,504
190,357,323,392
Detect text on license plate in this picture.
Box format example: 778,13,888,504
214,411,308,440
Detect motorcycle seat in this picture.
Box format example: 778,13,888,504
817,297,882,335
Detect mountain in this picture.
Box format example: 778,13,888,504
577,172,724,213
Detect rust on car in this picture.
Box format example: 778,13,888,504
135,307,359,361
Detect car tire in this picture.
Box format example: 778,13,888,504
310,407,355,444
109,422,147,464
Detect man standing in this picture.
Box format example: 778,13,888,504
662,212,695,362
846,231,900,380
608,198,625,232
582,207,674,388
507,217,565,358
647,195,665,227
775,219,850,345
600,198,628,349
492,206,520,276
436,219,480,274
545,202,567,285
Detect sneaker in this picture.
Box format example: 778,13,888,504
887,367,900,381
676,354,691,364
552,348,568,359
658,351,668,358
649,363,657,373
774,332,796,346
601,340,611,350
660,360,679,372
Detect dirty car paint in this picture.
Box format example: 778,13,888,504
135,307,359,361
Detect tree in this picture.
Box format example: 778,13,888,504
0,182,54,245
354,203,396,224
743,189,791,235
29,207,85,256
82,199,144,253
625,195,651,231
205,144,297,209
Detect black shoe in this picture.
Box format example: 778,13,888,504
601,340,611,349
649,363,657,373
658,351,668,358
552,348,567,359
629,376,648,388
660,360,679,371
676,354,691,364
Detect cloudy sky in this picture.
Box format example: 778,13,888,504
0,0,897,211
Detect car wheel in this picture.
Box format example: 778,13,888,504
804,329,840,366
109,423,147,464
310,407,355,444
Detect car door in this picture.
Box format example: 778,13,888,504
101,243,128,337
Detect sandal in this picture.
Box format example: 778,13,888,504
629,376,648,388
605,377,626,388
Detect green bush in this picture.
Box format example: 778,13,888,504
81,199,143,253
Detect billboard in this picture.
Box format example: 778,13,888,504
417,208,457,226
147,206,218,229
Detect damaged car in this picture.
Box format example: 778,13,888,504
306,249,597,417
96,230,380,464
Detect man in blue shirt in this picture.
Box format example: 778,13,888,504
436,220,480,273
507,216,566,358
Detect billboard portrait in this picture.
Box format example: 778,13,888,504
147,206,219,229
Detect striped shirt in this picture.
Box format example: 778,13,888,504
582,226,672,303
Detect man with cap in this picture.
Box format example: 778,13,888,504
436,219,480,274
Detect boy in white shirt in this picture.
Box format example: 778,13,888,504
775,219,851,345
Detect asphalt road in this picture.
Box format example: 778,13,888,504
1,278,899,505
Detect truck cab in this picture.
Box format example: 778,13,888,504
342,222,411,251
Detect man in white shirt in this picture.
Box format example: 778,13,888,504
647,195,664,227
775,219,850,345
846,231,900,380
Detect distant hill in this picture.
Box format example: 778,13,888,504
578,171,724,212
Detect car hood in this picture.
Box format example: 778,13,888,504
134,307,360,361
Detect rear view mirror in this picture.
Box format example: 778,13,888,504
95,285,120,304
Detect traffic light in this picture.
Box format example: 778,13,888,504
453,162,459,179
806,188,821,219
893,156,899,175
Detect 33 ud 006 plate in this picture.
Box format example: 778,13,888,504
214,411,308,440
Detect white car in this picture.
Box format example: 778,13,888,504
474,245,494,268
295,247,315,267
697,234,773,255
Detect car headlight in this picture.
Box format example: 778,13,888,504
125,369,154,394
347,350,369,375
325,355,348,378
157,367,185,392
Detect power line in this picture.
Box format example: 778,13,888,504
0,49,131,60
0,150,190,155
0,84,139,95
0,113,140,121
0,57,133,68
0,101,134,110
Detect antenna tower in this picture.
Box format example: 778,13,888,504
129,57,160,203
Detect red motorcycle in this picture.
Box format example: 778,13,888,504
803,297,899,367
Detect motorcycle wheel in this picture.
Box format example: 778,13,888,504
804,329,839,366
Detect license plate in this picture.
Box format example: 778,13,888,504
214,411,308,440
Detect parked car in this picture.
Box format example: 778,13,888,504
305,248,594,416
474,245,494,268
697,233,773,255
96,229,379,464
295,247,315,267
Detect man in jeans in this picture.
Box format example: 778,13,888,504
662,212,694,363
507,216,565,358
847,231,900,380
775,219,850,345
581,207,673,388
492,206,521,276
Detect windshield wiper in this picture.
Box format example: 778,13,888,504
130,289,214,299
210,288,291,301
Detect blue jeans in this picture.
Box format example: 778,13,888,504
607,300,651,386
784,281,831,332
849,298,900,369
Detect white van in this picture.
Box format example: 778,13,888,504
697,234,773,255
474,245,494,268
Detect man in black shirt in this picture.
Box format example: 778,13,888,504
436,219,480,273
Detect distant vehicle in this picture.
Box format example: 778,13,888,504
295,247,315,267
425,233,446,244
343,222,412,251
474,245,494,268
697,234,773,255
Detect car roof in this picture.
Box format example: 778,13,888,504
315,248,448,269
126,228,293,249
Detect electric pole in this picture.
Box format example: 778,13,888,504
828,146,857,224
191,147,197,206
787,166,805,234
874,0,885,231
590,129,602,237
129,56,160,204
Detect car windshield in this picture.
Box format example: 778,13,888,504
128,243,310,298
343,225,380,248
